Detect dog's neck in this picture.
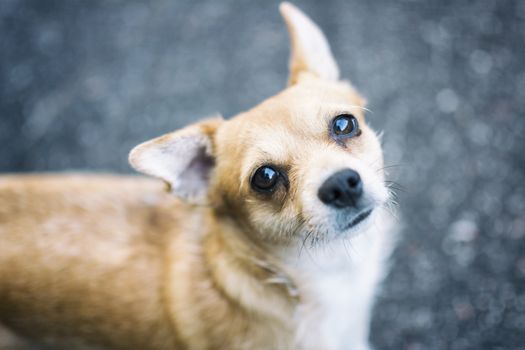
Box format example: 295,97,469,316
203,213,300,317
204,210,377,302
202,211,385,348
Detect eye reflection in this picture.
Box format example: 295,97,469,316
332,114,359,137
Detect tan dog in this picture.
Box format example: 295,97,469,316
0,3,395,350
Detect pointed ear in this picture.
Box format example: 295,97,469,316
280,2,340,85
129,117,223,205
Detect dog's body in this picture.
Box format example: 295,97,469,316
0,3,395,349
0,176,180,349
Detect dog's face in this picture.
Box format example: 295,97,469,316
212,77,388,245
129,3,388,247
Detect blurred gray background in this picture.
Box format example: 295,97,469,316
1,0,524,349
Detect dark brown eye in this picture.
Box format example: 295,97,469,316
251,166,279,192
332,114,359,137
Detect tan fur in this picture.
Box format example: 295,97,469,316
0,175,297,349
0,3,391,349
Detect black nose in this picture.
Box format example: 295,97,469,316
317,169,363,208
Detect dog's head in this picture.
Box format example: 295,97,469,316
130,3,388,246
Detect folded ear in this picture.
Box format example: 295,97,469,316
129,117,223,205
280,2,340,85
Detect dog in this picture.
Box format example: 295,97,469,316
0,3,396,349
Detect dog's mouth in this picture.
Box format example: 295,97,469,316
342,208,373,231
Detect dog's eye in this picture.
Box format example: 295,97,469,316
251,166,279,192
332,114,359,137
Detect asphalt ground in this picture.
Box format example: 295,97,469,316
1,1,524,349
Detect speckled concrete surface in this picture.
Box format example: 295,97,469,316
1,0,524,349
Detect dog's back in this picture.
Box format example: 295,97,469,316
0,175,182,349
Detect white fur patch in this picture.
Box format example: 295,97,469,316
284,208,395,350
